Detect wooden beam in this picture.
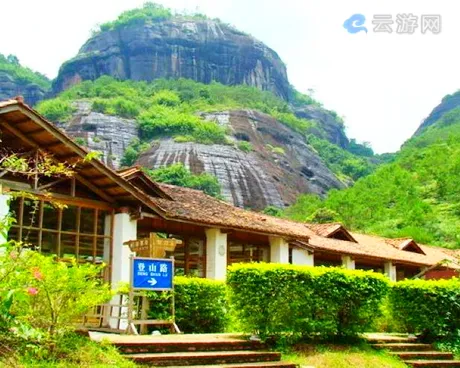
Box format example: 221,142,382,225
0,118,38,148
37,178,69,191
0,179,114,210
0,119,115,203
74,173,115,203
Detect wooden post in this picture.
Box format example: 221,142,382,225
127,254,137,335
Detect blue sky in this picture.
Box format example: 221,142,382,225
1,0,460,153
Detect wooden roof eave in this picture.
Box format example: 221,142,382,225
0,103,166,217
142,211,311,242
307,241,433,267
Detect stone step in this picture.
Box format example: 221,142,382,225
367,337,418,344
373,343,433,351
126,350,282,366
393,352,454,360
115,340,266,354
157,362,298,368
404,360,460,368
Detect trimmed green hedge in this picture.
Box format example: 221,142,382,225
146,276,228,333
390,278,460,338
227,263,390,339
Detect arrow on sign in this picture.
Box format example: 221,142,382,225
147,278,157,286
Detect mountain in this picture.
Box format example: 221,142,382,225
284,91,460,248
414,90,460,136
40,77,363,209
52,4,289,100
0,54,50,106
2,3,377,209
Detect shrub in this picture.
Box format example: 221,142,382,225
390,278,460,338
149,163,221,198
237,141,253,153
36,99,75,123
227,263,389,340
146,277,228,333
120,138,150,167
152,90,181,107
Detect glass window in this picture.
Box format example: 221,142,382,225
80,208,95,234
62,206,79,233
42,202,59,230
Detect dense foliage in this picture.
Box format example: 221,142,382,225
0,53,50,90
284,106,460,248
148,163,222,198
146,277,228,333
227,263,389,341
390,278,460,339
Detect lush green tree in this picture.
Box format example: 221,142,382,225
284,107,460,248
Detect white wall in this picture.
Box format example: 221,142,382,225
292,248,314,266
0,193,9,245
109,212,137,330
205,228,227,280
384,261,397,281
269,236,289,264
341,255,355,270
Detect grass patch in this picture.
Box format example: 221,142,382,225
3,333,137,368
283,344,407,368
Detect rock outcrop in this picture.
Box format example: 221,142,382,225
62,101,138,169
294,105,349,148
137,110,344,210
0,71,47,106
53,19,290,99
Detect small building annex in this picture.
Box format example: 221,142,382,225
0,98,458,293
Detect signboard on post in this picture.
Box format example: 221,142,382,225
132,257,173,291
127,256,179,335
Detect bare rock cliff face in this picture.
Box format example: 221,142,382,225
53,19,290,99
294,105,349,148
137,110,344,210
0,71,47,106
62,102,138,169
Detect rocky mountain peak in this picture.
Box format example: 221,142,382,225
53,17,290,99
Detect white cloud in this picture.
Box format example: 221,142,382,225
1,0,459,153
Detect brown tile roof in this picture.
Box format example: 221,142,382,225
297,234,456,268
117,168,457,268
307,223,343,237
306,222,357,242
151,183,314,241
350,233,458,268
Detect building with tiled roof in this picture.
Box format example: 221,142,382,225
1,97,458,297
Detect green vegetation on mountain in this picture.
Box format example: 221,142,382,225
97,2,214,34
0,53,50,90
282,105,460,248
37,76,376,182
148,163,222,198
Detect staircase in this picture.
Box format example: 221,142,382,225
107,334,296,368
368,334,460,367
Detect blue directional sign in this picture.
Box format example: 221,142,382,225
132,257,173,290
